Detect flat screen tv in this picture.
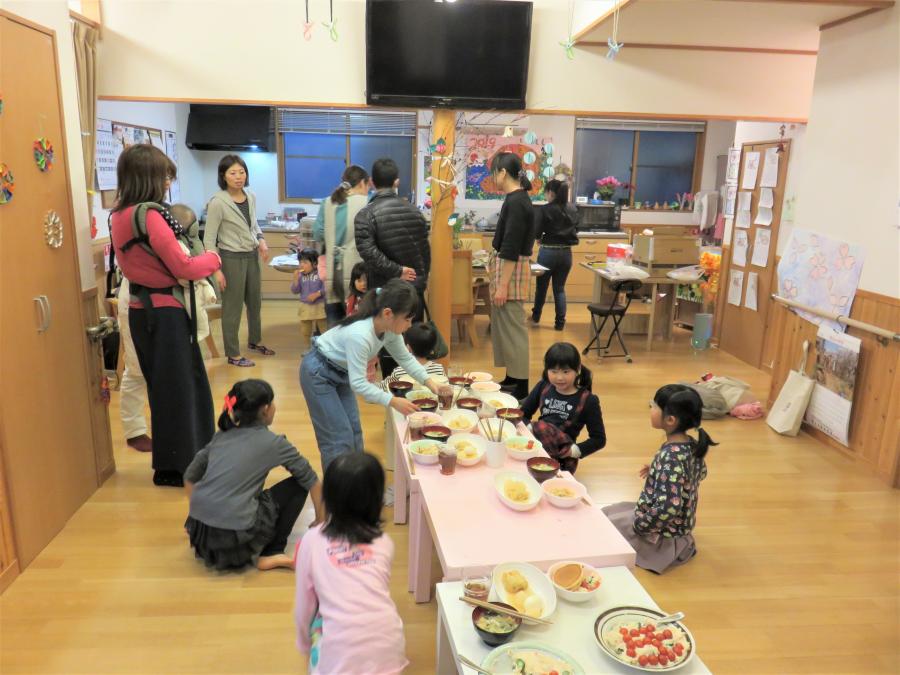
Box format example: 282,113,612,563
366,0,532,110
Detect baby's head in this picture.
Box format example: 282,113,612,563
170,203,197,235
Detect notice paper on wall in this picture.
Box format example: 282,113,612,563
737,191,752,212
759,187,774,209
744,271,758,311
732,230,749,267
736,209,752,229
755,206,774,226
726,148,741,185
164,131,181,203
727,269,744,306
742,151,760,190
724,185,737,216
95,118,120,192
760,147,780,188
803,325,861,446
751,228,771,267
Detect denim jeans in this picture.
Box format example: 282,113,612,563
531,246,573,325
299,347,364,472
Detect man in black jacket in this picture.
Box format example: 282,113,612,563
355,158,431,373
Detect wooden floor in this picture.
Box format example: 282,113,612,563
2,301,898,674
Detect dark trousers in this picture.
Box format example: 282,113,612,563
325,302,346,328
532,247,573,325
129,307,215,477
378,287,426,377
260,478,309,556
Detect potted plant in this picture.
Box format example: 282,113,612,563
594,176,622,202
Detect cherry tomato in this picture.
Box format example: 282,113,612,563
659,655,669,666
620,627,629,636
648,655,659,666
634,639,644,648
646,623,656,632
652,639,662,649
663,629,673,639
638,655,649,667
630,629,640,637
674,644,684,655
626,648,636,658
549,671,559,675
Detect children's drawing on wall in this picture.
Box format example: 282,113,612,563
464,133,552,200
777,229,866,332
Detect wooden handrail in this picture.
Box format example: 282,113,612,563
771,294,899,342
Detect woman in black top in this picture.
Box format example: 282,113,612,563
531,179,579,330
489,153,536,400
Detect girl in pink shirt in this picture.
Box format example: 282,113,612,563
294,453,407,674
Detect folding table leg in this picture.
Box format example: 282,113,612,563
436,604,458,674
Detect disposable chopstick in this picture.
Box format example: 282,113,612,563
458,595,554,626
457,654,494,675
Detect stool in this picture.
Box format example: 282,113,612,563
583,279,643,363
204,304,222,358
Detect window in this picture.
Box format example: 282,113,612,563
277,110,416,202
574,120,704,206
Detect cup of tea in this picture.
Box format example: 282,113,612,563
408,412,441,441
438,385,454,410
463,571,491,600
438,445,457,475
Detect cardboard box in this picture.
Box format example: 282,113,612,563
606,243,632,268
632,234,700,268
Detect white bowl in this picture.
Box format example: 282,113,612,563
594,606,696,672
440,408,479,435
447,433,486,466
541,477,587,508
481,418,517,442
465,371,494,382
546,561,603,603
405,388,437,402
407,439,444,465
491,561,558,620
407,411,443,429
471,381,502,394
494,471,542,512
505,435,542,461
478,391,519,410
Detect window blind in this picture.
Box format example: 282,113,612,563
276,109,416,136
576,118,706,134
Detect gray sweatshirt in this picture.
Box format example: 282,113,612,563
185,425,319,530
203,190,263,253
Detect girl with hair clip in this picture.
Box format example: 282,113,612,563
294,452,407,674
184,379,324,571
489,152,537,400
603,384,717,574
299,279,443,470
520,342,606,474
531,178,579,330
312,165,370,327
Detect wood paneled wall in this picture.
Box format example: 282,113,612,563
765,289,900,487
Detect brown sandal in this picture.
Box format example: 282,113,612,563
248,343,275,356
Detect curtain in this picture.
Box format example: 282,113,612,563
71,19,98,223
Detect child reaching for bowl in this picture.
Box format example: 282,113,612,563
294,452,407,674
603,384,716,574
520,342,606,473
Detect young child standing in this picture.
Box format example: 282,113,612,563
603,384,716,574
294,452,407,675
345,262,368,316
520,342,606,473
300,280,441,470
292,249,327,351
184,379,324,571
381,322,446,390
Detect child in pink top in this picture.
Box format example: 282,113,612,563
294,453,407,674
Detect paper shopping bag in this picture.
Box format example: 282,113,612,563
767,340,815,436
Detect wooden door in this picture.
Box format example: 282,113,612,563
718,140,791,368
0,12,101,569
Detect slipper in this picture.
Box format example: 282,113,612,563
228,356,256,367
248,343,276,356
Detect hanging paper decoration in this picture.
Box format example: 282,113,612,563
33,137,54,172
322,0,338,41
560,0,576,60
542,166,554,178
44,210,64,248
303,0,314,40
523,131,538,145
606,0,624,60
0,164,14,204
523,151,537,164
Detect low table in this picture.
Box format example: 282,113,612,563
435,567,712,674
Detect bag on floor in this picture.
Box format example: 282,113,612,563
767,340,815,436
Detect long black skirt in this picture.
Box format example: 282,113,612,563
129,306,214,476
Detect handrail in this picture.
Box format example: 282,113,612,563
770,294,899,343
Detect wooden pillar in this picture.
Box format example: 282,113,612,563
429,110,455,364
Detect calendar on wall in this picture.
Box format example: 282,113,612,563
95,119,121,192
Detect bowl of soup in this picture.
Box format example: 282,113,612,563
527,456,560,483
387,380,414,397
496,407,525,425
456,397,483,413
448,376,474,388
421,425,452,443
471,602,521,647
412,398,439,413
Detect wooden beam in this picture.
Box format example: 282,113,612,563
429,110,456,364
820,6,888,29
572,0,639,43
68,10,101,30
578,41,818,56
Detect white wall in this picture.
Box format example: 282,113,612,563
701,120,737,192
791,6,899,297
96,0,816,121
1,0,94,289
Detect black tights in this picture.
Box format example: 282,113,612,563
260,478,309,557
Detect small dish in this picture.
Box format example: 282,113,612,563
526,456,559,482
471,602,521,647
541,477,587,508
471,381,502,394
448,433,487,466
546,561,602,603
441,408,479,434
465,371,493,382
407,439,443,465
505,436,541,461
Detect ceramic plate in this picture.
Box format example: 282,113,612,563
491,562,558,620
482,640,584,675
594,606,696,672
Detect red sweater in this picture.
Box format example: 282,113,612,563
111,206,220,309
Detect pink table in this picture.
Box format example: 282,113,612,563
387,411,637,603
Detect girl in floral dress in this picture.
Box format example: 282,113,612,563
603,384,716,574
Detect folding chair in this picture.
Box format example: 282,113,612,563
582,278,643,363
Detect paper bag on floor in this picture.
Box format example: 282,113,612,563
767,341,815,436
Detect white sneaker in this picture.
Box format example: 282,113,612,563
383,486,395,507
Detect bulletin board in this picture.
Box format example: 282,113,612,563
464,133,553,201
717,139,791,368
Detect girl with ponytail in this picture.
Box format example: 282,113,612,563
184,379,324,572
488,152,537,400
313,165,370,326
603,384,717,574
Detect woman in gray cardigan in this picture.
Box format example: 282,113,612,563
204,155,273,367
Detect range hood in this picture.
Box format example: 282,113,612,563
186,105,273,152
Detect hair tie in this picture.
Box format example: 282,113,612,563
339,181,351,190
223,394,237,414
376,287,383,295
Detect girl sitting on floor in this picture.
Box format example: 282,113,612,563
294,452,407,675
603,384,716,574
520,342,606,474
184,379,324,571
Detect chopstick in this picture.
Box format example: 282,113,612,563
458,596,554,626
555,471,594,506
457,654,494,675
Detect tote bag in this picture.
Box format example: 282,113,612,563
767,340,815,436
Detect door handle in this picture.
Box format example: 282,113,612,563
34,295,51,333
86,316,117,341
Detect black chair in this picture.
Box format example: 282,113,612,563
582,278,643,363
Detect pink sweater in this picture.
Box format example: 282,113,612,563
294,525,407,675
